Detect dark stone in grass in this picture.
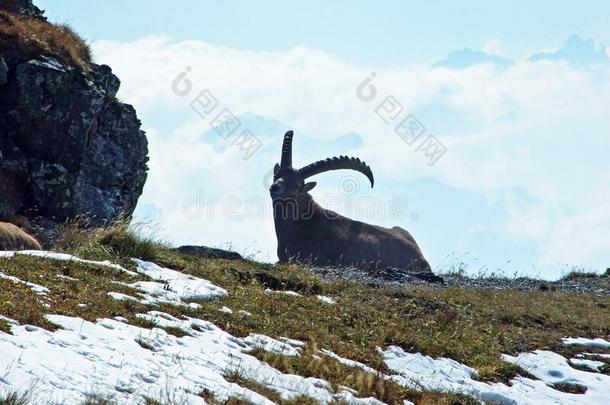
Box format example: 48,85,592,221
176,245,243,260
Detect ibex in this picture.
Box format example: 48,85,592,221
270,131,435,277
0,222,42,250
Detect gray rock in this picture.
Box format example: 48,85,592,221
0,52,148,240
0,152,27,217
176,245,243,260
0,57,7,86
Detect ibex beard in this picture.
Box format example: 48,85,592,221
270,130,436,278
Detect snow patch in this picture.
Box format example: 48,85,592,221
132,259,227,302
280,337,305,347
382,346,610,404
582,352,610,359
8,250,137,275
0,312,380,404
106,260,228,307
244,334,302,357
265,288,302,297
317,295,336,304
570,358,605,371
107,291,140,302
320,349,379,374
563,337,610,349
0,272,50,295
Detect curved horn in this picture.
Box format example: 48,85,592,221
280,130,293,168
297,156,375,187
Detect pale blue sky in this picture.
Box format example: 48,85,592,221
33,1,610,278
38,1,610,66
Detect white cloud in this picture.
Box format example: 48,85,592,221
93,36,610,276
482,39,505,56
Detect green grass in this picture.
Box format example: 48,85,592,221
1,224,609,404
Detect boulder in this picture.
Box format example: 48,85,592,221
0,4,148,245
176,245,243,260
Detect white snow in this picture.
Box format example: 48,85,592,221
219,306,233,314
132,259,227,302
382,345,610,405
320,349,379,374
0,255,382,404
243,334,302,357
0,272,50,295
3,250,138,275
265,288,302,296
570,358,605,371
503,350,610,402
107,291,140,302
106,260,228,307
0,312,383,404
582,352,610,359
316,295,336,304
280,337,305,347
563,337,610,349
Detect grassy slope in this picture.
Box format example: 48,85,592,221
1,224,609,404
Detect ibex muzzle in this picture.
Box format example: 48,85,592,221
270,131,435,277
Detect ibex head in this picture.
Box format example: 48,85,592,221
270,131,375,204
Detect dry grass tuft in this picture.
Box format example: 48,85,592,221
55,217,166,263
0,10,91,70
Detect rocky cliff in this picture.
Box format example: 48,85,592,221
0,0,148,245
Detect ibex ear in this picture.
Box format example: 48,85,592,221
273,163,280,175
302,182,317,192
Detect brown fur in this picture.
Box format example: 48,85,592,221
0,221,42,250
272,188,434,275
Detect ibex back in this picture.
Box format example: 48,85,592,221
270,131,434,276
0,222,42,250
